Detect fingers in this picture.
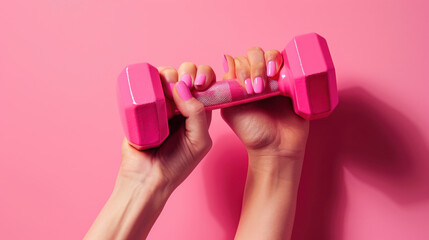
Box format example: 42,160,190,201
172,80,212,153
223,48,283,94
178,62,197,89
158,66,178,99
194,64,216,91
159,62,213,147
247,47,266,94
264,50,283,78
177,62,216,92
234,56,254,94
222,54,236,80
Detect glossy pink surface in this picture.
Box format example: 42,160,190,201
120,33,336,149
176,80,193,101
282,33,337,119
117,63,169,150
1,1,429,240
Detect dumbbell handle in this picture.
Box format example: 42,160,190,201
118,33,337,149
191,78,283,110
168,66,294,118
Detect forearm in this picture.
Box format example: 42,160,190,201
235,154,304,240
84,174,170,240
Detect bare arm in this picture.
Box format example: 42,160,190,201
221,48,309,240
84,172,170,240
85,62,216,239
234,154,303,240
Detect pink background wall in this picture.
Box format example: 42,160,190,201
1,0,428,239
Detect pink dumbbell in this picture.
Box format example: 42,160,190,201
117,33,338,150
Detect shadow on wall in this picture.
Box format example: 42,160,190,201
293,87,429,240
202,131,249,240
202,87,429,240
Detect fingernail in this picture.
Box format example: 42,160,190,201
244,78,254,94
253,77,264,94
223,54,229,72
267,61,276,77
194,74,206,87
176,81,193,101
180,74,192,88
166,82,175,99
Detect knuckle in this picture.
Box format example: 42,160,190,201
247,46,264,55
234,56,247,67
188,100,205,115
180,61,197,69
164,67,178,75
197,64,214,76
235,56,248,63
267,49,280,55
233,58,242,68
198,64,211,71
266,49,282,62
235,67,250,80
159,66,176,73
252,62,265,71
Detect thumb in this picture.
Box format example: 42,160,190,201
172,81,212,152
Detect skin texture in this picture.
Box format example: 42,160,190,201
223,49,309,240
84,63,215,240
85,51,309,239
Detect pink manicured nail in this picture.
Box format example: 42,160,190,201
176,81,193,101
181,74,192,88
223,55,229,72
267,61,276,77
253,77,264,93
244,78,254,94
194,74,206,87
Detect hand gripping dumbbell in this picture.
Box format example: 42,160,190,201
117,33,338,150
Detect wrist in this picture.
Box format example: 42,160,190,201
111,175,170,216
102,174,170,239
115,166,172,203
246,152,304,187
116,160,176,197
85,172,170,240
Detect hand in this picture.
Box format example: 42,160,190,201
221,48,309,172
85,62,216,240
221,48,310,240
119,62,216,193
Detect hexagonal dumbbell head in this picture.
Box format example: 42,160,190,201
117,63,169,150
279,33,338,120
